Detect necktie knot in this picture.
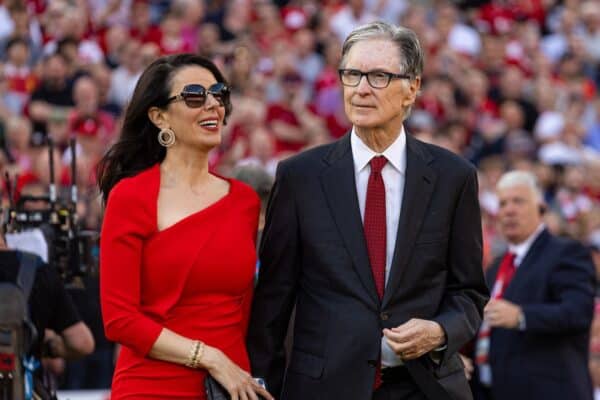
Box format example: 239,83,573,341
370,156,387,174
505,251,516,268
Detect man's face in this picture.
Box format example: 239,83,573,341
341,39,420,134
74,80,99,116
497,184,543,244
45,56,67,86
131,2,150,29
7,42,28,66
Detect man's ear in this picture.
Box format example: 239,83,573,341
403,76,421,108
148,106,167,129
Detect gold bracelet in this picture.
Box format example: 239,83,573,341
192,341,205,369
186,340,200,368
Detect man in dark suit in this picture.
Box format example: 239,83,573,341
469,170,595,400
247,21,488,400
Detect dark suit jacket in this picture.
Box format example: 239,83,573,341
472,229,595,400
247,133,489,400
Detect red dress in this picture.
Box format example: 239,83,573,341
100,164,260,399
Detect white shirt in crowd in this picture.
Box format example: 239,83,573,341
507,223,546,268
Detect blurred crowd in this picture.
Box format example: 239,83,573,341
0,0,599,392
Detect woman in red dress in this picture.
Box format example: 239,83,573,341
97,54,273,400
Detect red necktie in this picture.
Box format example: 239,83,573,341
363,155,387,390
500,252,517,288
475,251,516,385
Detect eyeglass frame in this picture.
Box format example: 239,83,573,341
338,68,412,89
165,83,231,108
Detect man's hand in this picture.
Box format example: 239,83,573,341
383,319,446,360
43,329,66,358
459,354,474,380
484,299,522,329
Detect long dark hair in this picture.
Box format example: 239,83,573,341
97,54,232,203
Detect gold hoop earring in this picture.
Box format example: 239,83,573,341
158,128,175,147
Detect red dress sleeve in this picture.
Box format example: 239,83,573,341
100,179,163,356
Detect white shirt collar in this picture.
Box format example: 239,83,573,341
350,126,407,175
508,223,546,266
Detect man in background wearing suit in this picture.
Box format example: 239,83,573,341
247,21,489,400
470,170,595,400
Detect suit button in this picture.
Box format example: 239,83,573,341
367,360,377,367
380,312,389,321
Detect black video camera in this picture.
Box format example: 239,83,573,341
2,138,98,287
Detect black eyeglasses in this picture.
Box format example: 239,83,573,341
166,83,230,108
338,69,411,89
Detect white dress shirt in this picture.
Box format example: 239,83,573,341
350,127,406,367
507,223,546,268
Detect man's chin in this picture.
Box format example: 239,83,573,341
352,118,379,129
503,232,525,244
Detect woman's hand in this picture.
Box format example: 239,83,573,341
146,330,273,399
202,346,274,400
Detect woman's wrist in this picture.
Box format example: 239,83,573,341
185,340,206,369
198,345,221,372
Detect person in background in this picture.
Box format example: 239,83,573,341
0,212,94,396
231,164,273,243
28,53,74,145
468,170,595,400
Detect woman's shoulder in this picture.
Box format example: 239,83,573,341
103,165,159,232
229,178,260,207
108,164,160,205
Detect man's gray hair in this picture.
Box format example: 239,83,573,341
340,21,424,80
496,170,544,204
340,21,423,119
231,165,273,206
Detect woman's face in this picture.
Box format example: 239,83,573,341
161,65,226,151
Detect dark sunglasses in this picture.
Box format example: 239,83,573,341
166,83,230,108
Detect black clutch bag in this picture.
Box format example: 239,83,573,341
204,375,267,400
205,376,230,400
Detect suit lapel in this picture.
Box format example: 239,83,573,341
320,134,380,307
382,135,437,308
504,229,550,298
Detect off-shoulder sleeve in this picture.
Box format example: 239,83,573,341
100,180,163,355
